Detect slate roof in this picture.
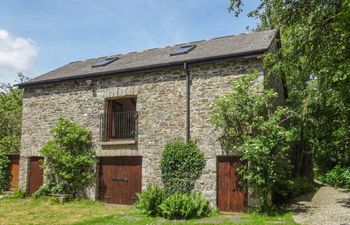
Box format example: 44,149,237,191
18,29,278,87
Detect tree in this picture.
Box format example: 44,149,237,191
0,73,28,153
212,72,295,210
0,73,28,192
229,0,350,174
40,118,95,197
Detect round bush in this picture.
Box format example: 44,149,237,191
160,140,205,194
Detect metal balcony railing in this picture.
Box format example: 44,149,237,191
100,111,138,142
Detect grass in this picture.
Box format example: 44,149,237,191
0,197,124,225
73,212,298,225
0,197,298,225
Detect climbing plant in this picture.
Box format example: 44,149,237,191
160,140,205,194
0,152,10,192
40,118,95,197
212,72,296,210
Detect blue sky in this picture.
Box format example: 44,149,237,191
0,0,259,84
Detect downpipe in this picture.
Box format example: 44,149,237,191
184,62,190,143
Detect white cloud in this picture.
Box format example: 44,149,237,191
0,29,38,72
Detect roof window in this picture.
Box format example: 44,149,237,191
170,44,196,56
92,56,118,68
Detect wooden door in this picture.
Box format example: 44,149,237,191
8,155,19,191
28,157,44,195
99,156,142,204
217,156,247,211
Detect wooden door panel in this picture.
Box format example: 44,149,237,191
9,155,19,191
100,157,119,203
118,157,127,204
217,156,247,212
121,157,141,204
29,157,44,195
99,157,141,204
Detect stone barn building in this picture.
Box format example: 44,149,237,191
17,29,285,211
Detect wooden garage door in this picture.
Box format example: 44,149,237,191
99,156,142,204
217,156,247,212
8,155,19,191
28,157,44,195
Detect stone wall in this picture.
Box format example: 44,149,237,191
19,57,281,204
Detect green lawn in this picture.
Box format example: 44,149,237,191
0,198,298,225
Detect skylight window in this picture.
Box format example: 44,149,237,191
92,56,118,68
170,44,196,56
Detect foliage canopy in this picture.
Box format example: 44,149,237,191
212,72,295,210
0,153,10,192
40,118,95,197
160,140,205,194
229,0,350,176
0,73,27,192
0,73,27,154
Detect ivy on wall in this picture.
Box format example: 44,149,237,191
211,72,295,211
38,118,95,197
0,153,10,192
160,139,205,195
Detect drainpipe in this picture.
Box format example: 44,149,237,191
184,62,190,143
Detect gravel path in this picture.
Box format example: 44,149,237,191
290,184,350,225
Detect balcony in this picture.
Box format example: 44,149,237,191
100,111,138,143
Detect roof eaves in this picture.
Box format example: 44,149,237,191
16,48,269,88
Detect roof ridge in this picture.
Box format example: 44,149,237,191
17,29,278,87
66,29,275,65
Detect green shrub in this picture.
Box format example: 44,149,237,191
0,135,21,154
4,189,26,199
0,153,10,192
211,72,296,211
289,178,315,197
41,118,95,197
319,165,350,188
48,195,61,204
159,192,210,220
33,182,64,199
160,140,205,194
136,186,166,216
32,183,51,199
0,76,24,155
273,177,314,202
